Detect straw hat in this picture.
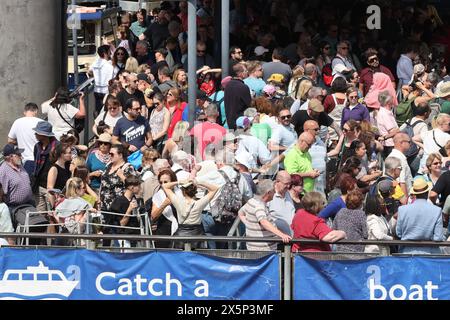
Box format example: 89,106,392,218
409,177,432,195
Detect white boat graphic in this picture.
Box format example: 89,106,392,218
0,261,78,298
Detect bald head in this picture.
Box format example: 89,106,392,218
303,120,319,136
275,170,292,195
276,170,291,181
393,133,410,152
298,132,315,151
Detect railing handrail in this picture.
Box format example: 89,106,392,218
1,232,450,247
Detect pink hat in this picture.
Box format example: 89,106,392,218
263,84,276,96
221,76,232,88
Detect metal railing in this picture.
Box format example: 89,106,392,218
2,233,450,300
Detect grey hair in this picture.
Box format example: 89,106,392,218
378,90,392,107
205,103,219,117
427,72,441,87
255,179,274,197
171,151,189,165
153,159,170,175
308,87,323,99
215,149,235,165
384,156,401,173
136,40,149,50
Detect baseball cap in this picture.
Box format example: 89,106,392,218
267,73,285,83
137,73,151,84
254,46,269,56
236,116,252,129
3,144,24,157
308,99,324,113
222,132,238,143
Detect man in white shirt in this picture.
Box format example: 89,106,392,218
332,41,356,75
89,45,114,116
7,103,41,175
387,133,414,197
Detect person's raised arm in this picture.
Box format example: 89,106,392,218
75,92,86,119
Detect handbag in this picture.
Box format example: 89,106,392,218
55,105,85,133
127,150,143,170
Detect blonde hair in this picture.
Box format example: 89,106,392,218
426,153,442,169
172,121,190,143
296,79,313,100
137,64,151,74
143,148,160,166
65,177,84,198
71,156,86,169
125,57,139,73
173,69,188,91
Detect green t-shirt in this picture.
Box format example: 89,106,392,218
441,101,450,115
251,123,272,145
284,146,314,192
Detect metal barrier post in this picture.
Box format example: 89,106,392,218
144,214,154,249
25,210,30,246
283,244,292,300
184,242,192,252
85,211,94,250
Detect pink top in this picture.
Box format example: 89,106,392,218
376,107,398,147
189,121,227,160
364,73,398,110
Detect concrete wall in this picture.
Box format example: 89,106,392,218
0,0,64,146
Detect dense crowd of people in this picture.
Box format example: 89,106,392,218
2,0,450,254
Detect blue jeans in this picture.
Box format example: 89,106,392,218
201,212,216,249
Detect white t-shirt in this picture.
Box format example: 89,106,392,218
0,203,13,233
8,116,41,162
421,128,450,157
94,110,123,129
41,101,79,140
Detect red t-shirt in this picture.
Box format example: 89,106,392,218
291,209,333,252
167,102,187,138
189,121,227,160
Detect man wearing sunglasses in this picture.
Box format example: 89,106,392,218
359,48,396,96
269,108,297,155
331,41,356,76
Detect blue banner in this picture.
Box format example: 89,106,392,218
0,249,280,300
294,256,450,300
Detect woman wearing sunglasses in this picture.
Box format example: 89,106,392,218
86,133,112,191
341,87,370,127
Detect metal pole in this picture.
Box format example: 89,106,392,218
72,0,79,87
187,0,197,128
221,0,230,77
283,244,291,300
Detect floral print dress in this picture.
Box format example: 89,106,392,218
100,162,136,213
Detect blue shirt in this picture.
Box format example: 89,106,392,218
396,199,444,254
113,115,150,149
209,91,228,128
86,152,108,189
319,196,345,220
182,104,202,122
244,77,266,97
396,54,413,86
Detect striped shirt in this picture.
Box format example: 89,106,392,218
240,198,277,251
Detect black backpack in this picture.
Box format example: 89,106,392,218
401,119,424,160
